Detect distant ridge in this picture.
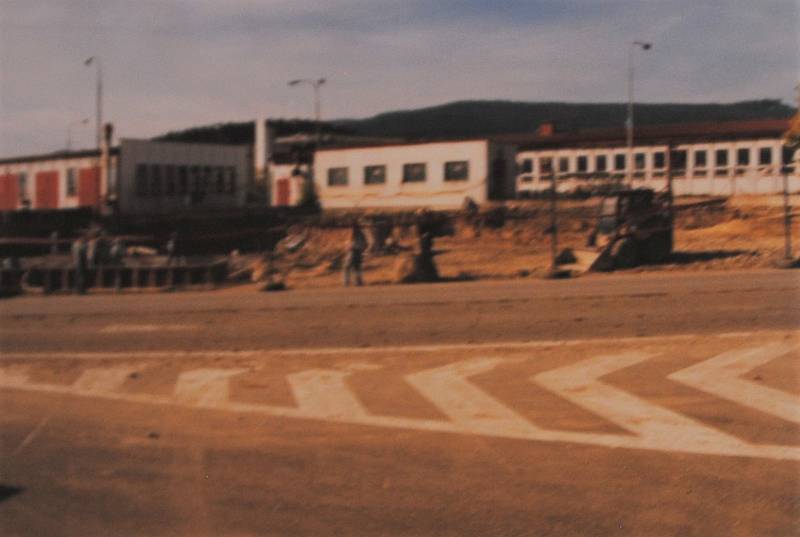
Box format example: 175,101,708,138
156,99,795,145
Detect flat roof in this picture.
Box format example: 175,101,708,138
517,119,791,151
315,136,498,153
0,147,120,166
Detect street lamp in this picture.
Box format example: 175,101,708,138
66,118,90,151
626,41,652,185
288,78,326,146
84,56,103,150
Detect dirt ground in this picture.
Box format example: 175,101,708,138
275,195,800,289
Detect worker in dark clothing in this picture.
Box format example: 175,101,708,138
71,236,88,294
166,232,179,266
343,222,367,287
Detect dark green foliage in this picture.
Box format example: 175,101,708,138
156,119,355,145
155,100,795,145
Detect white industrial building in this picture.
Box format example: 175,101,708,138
0,137,250,216
312,139,517,209
515,119,798,196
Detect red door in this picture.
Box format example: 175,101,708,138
78,166,101,207
276,177,291,206
0,173,19,210
35,171,60,209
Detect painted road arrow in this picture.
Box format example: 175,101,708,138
669,343,799,424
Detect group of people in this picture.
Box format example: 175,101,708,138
70,231,125,294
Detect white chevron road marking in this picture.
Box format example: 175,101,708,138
669,343,799,424
2,338,799,461
406,357,540,435
173,368,247,407
73,367,138,393
533,352,752,454
288,369,370,419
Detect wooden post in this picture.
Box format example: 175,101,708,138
783,171,793,260
61,268,70,293
549,173,558,272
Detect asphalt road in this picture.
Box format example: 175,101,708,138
1,269,798,536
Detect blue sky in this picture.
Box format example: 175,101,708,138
1,0,797,157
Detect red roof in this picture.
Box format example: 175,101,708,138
516,119,791,150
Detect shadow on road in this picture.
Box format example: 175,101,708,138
666,250,753,265
0,485,24,503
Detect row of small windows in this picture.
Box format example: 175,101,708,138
135,164,237,197
520,147,790,179
327,161,469,187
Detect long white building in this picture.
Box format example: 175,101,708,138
515,119,798,196
313,139,517,209
0,138,250,215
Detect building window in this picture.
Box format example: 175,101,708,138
402,163,426,183
165,165,176,196
758,147,772,166
694,150,707,168
577,155,588,173
150,164,162,196
18,172,27,194
444,161,469,181
558,157,569,174
364,165,386,185
135,164,149,196
595,155,607,172
671,150,688,174
202,166,211,192
634,153,646,170
66,168,77,196
191,166,201,193
327,167,349,186
520,175,533,183
653,152,666,169
715,149,729,167
520,158,533,174
736,148,750,166
540,157,553,174
215,167,225,193
227,168,237,193
783,146,796,166
614,154,626,171
178,166,188,195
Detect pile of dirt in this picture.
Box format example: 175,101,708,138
242,197,799,289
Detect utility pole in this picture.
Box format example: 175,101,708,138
84,57,103,150
288,78,326,148
66,118,89,151
549,174,559,273
626,41,652,186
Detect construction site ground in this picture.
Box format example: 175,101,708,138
274,195,800,290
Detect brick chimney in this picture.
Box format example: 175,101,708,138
537,121,555,137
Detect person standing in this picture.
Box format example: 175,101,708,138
71,235,88,294
166,231,179,266
343,222,367,287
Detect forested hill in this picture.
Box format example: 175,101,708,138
156,99,794,144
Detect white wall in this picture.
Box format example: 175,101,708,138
269,162,308,206
0,154,112,210
118,139,249,215
314,140,514,209
516,137,799,195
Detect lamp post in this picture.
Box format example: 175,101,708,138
84,56,103,150
626,41,651,186
288,78,326,147
66,118,89,151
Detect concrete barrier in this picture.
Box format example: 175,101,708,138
18,262,229,295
